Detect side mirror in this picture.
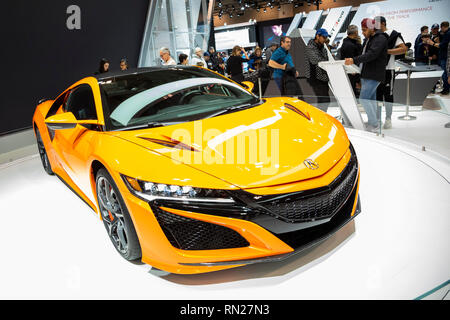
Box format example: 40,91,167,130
45,112,98,130
38,98,51,105
241,81,254,93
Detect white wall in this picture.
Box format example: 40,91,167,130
351,0,450,45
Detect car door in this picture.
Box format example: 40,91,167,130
51,83,100,197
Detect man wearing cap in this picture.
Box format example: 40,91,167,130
203,52,214,70
374,16,407,129
268,36,298,95
430,23,441,48
345,18,388,132
305,28,331,112
429,24,441,62
191,47,207,67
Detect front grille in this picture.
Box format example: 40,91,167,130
152,206,250,250
258,150,358,223
275,184,360,249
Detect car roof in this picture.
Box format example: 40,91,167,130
94,66,203,82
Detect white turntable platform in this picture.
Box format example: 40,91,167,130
0,130,448,299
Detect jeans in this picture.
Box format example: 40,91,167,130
307,78,330,112
360,78,380,127
274,77,283,95
439,59,449,92
376,69,394,120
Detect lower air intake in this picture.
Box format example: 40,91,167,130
152,206,250,250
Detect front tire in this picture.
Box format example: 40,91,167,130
35,127,54,175
96,168,142,261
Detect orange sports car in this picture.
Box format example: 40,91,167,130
33,66,360,274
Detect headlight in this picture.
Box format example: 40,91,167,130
121,175,235,203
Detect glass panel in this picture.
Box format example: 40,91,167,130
139,0,212,67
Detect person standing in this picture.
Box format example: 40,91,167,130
178,53,189,65
207,47,219,71
305,28,331,112
95,58,110,74
159,47,176,65
425,21,449,95
190,47,207,67
446,43,450,128
248,47,263,71
204,52,214,70
340,25,363,96
429,24,441,62
264,43,278,62
225,45,249,84
414,26,429,59
345,18,388,133
119,58,128,71
268,36,298,95
374,16,407,129
416,34,435,64
215,52,226,75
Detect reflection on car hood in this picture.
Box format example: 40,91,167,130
108,97,350,189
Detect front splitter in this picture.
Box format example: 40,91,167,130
179,195,361,267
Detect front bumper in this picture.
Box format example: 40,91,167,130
120,146,361,274
180,190,361,267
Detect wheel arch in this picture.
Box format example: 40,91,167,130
89,159,108,219
89,158,127,219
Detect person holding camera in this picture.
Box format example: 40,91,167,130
226,45,249,84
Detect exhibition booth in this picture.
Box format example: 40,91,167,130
0,0,449,301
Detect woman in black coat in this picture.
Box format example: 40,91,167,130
226,45,249,84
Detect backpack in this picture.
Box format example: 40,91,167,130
387,30,405,61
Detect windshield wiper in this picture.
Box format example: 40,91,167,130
114,121,173,131
206,101,260,119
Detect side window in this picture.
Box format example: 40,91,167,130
46,91,68,118
65,85,97,120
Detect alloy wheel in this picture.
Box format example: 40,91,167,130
97,176,129,254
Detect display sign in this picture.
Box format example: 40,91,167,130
287,13,303,36
302,10,323,30
261,23,290,47
350,0,450,45
318,61,365,130
215,28,253,50
320,6,352,43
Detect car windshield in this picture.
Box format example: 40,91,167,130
99,68,260,130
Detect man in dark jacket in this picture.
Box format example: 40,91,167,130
340,25,363,96
207,47,219,72
446,43,450,128
416,34,437,64
414,26,429,59
374,16,407,129
305,28,330,112
345,18,388,132
425,21,449,94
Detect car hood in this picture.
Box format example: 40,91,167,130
107,97,350,189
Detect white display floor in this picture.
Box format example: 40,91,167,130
0,130,448,299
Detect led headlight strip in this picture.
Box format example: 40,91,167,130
121,175,235,203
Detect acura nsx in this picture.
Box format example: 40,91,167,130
33,66,360,274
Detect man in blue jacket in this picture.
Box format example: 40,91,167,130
268,36,298,94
